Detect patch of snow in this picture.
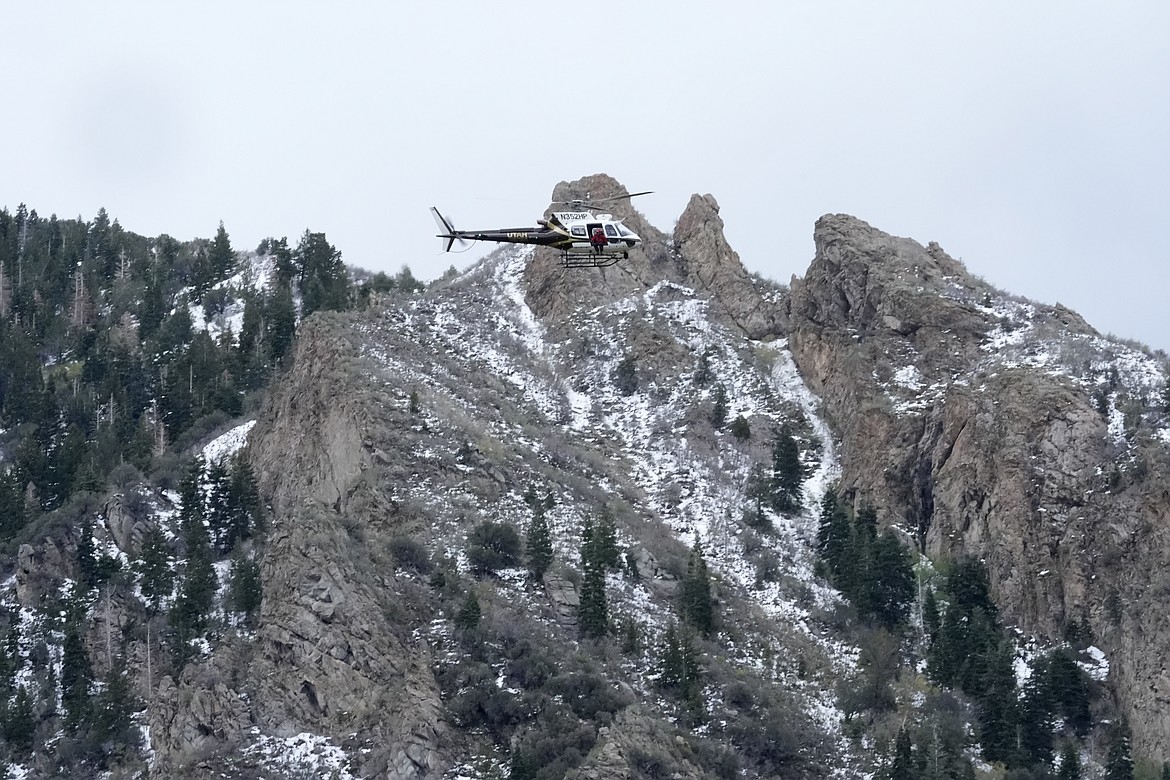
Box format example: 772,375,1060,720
1080,645,1110,682
1106,394,1126,445
243,731,358,780
201,420,256,464
892,364,923,391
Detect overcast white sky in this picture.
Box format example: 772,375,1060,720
3,2,1167,351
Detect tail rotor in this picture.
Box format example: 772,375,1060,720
430,207,472,253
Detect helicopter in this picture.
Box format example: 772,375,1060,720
430,191,652,268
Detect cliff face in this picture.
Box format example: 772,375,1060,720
152,317,451,778
786,213,1170,757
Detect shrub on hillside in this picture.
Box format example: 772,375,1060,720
466,521,522,576
388,536,432,574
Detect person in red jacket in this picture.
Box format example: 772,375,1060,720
590,226,607,253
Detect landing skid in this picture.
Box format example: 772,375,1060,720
559,251,628,269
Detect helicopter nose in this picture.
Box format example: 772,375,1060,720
626,234,640,247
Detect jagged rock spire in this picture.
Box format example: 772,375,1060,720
524,173,781,340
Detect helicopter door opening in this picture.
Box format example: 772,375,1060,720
586,223,608,253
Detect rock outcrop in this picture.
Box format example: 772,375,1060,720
786,213,1170,758
148,316,452,778
523,174,783,340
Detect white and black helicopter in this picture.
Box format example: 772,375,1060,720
430,191,651,268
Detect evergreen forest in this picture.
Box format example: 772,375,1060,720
0,204,421,773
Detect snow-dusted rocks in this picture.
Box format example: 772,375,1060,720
786,212,1170,759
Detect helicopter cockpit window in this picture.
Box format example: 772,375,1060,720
616,224,635,237
570,226,587,238
604,224,619,238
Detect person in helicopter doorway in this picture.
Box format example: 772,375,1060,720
590,226,608,254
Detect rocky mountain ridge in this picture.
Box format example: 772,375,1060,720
786,212,1170,757
3,176,1168,777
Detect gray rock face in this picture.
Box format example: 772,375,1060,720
673,192,782,339
566,706,711,780
149,317,451,778
787,213,1170,758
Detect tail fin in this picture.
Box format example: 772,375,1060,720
430,207,464,253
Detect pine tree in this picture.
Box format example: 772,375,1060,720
817,488,851,582
681,537,714,637
76,514,99,587
729,414,751,440
138,267,167,340
977,640,1018,765
745,463,771,528
1017,667,1055,766
693,347,713,386
1104,719,1134,780
525,504,553,581
620,617,642,655
594,510,621,571
91,660,141,751
137,521,173,613
61,590,93,731
923,586,940,645
0,465,28,542
208,221,235,279
855,500,878,540
295,230,349,315
770,430,803,512
267,279,297,364
578,518,608,638
1056,742,1081,780
0,261,10,320
612,354,638,396
229,548,263,623
710,383,728,429
172,460,217,666
1046,647,1092,737
178,455,205,526
945,558,998,622
228,452,264,538
0,627,16,694
2,684,35,755
578,555,608,638
885,724,914,780
861,530,916,630
659,623,685,690
205,458,232,552
959,608,998,698
510,750,536,780
454,591,481,631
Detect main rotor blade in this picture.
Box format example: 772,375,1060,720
551,191,653,208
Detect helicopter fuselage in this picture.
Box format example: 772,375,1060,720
437,209,645,266
431,201,646,268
